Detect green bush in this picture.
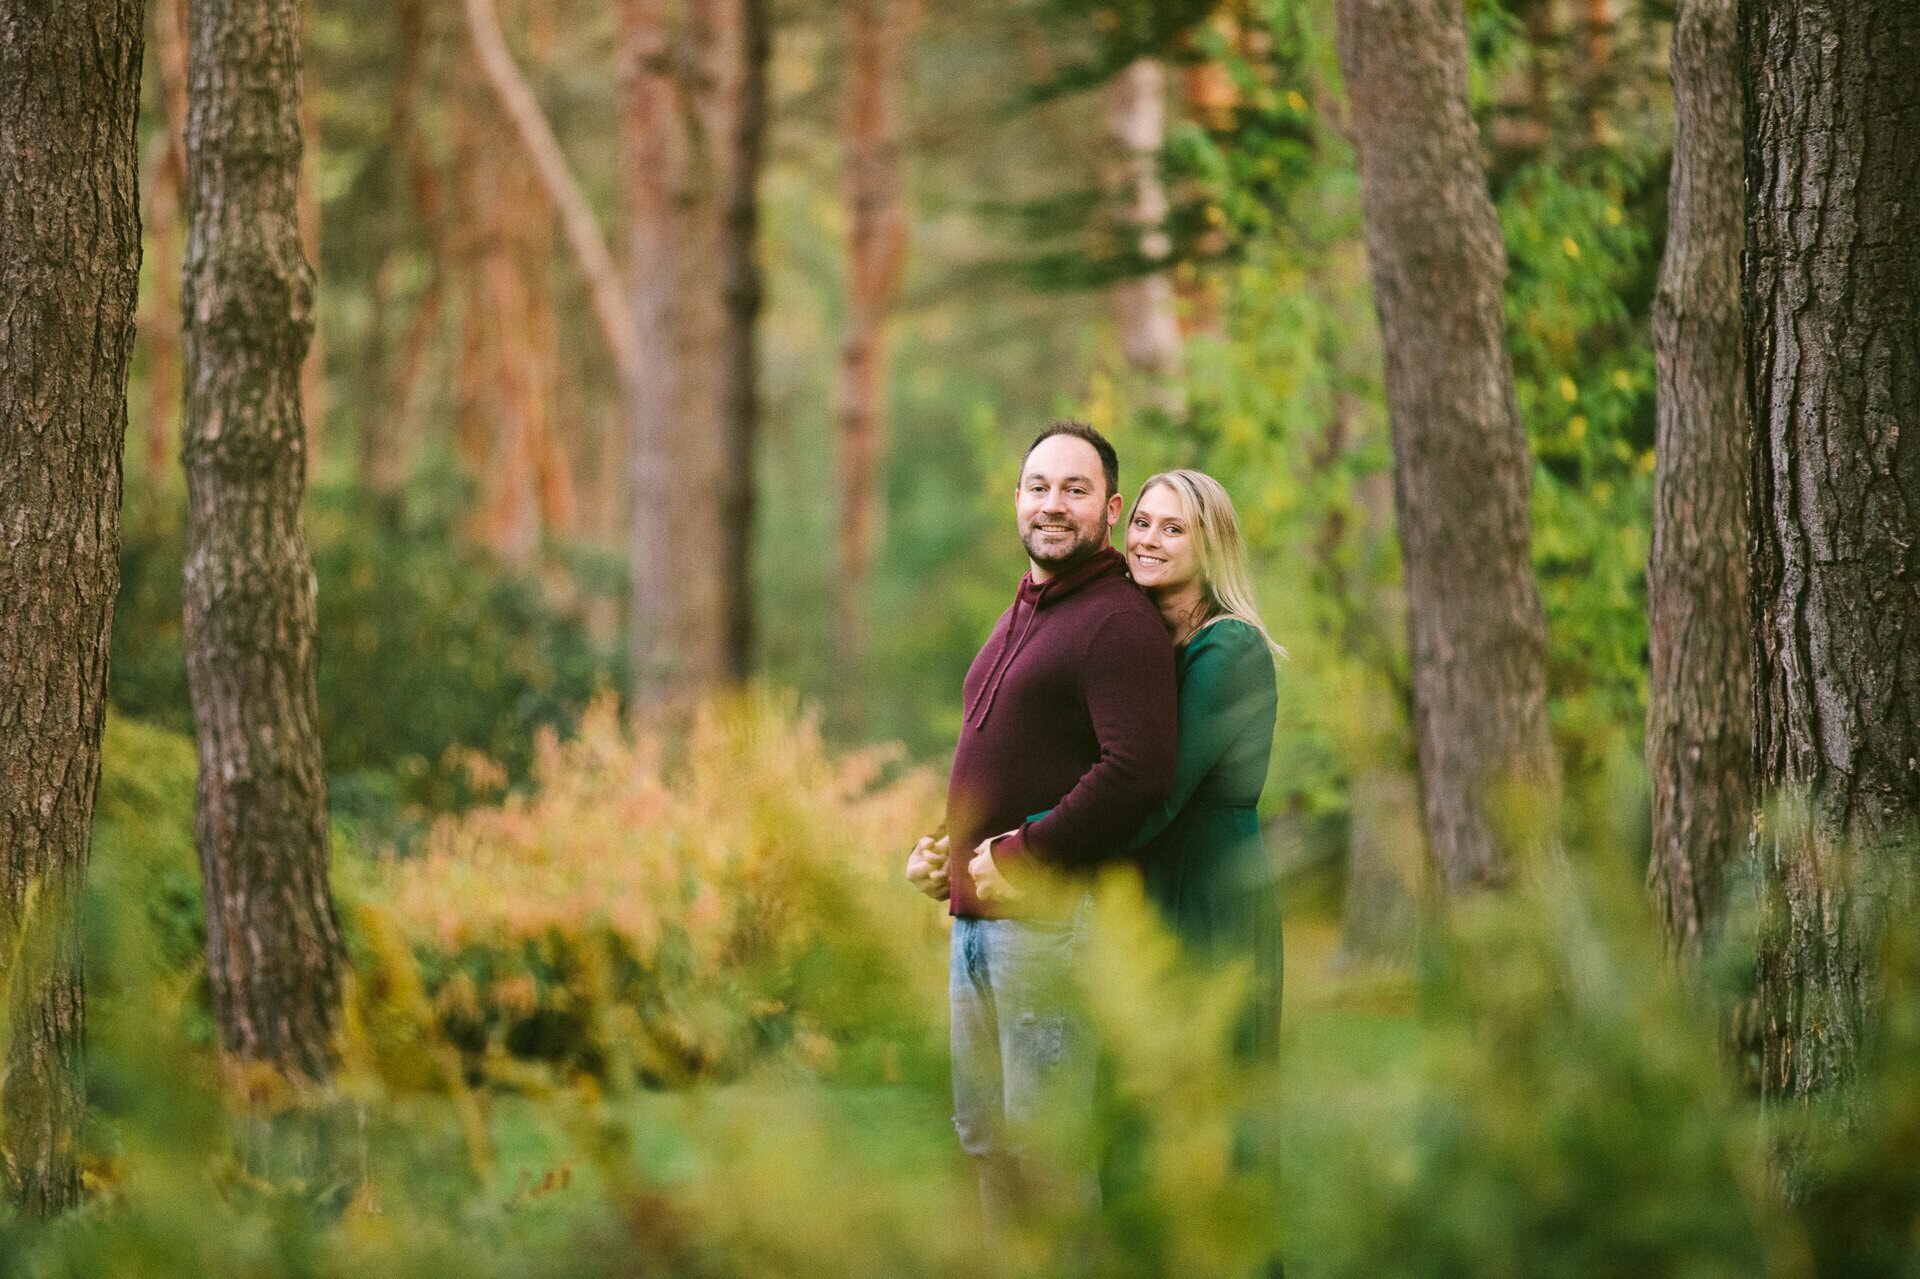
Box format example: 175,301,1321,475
110,485,622,839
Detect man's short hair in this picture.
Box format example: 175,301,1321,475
1022,420,1120,499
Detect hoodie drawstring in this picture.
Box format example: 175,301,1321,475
966,593,1044,727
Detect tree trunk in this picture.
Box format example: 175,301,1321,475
1744,0,1920,1103
1339,764,1425,967
0,0,143,1215
357,0,438,516
623,0,766,706
297,35,327,478
1335,422,1426,965
1644,0,1747,956
465,0,640,388
834,0,913,692
182,0,347,1084
1335,0,1560,894
1107,57,1185,407
140,0,191,490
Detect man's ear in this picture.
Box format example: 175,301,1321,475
1106,492,1125,528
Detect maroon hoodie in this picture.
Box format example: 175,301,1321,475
945,546,1178,918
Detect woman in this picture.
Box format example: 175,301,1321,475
1121,468,1285,1058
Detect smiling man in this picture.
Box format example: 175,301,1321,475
905,419,1177,1230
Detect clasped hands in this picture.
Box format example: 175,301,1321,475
905,830,1022,904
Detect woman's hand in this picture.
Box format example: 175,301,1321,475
968,834,1023,905
905,834,950,901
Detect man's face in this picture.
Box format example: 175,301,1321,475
1016,435,1123,578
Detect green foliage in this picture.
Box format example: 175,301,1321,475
36,708,1920,1276
369,693,948,1089
110,486,622,836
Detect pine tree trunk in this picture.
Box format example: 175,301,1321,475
357,0,438,518
1107,57,1184,406
0,0,144,1215
182,0,347,1084
834,0,912,691
1335,0,1560,894
623,0,766,706
1644,0,1747,955
140,0,191,490
1744,0,1920,1102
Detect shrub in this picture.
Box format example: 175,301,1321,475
371,692,948,1087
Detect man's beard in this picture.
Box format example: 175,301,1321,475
1021,517,1109,570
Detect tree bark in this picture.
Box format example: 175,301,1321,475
357,0,439,515
140,0,191,489
623,0,767,706
182,0,347,1084
1644,0,1747,956
1107,57,1185,404
1335,0,1560,894
834,0,913,690
1744,0,1920,1102
0,0,143,1215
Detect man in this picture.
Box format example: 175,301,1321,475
907,420,1178,1227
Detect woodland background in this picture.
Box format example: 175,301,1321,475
2,0,1918,1273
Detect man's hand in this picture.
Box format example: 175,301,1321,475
906,834,951,901
969,834,1023,906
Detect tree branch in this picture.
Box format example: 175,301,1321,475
463,0,641,388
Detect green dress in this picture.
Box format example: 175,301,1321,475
1133,618,1283,1059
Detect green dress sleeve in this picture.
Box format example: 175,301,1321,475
1028,619,1274,852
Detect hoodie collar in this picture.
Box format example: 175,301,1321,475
1020,545,1127,605
965,546,1126,728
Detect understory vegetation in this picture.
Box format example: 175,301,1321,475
20,704,1916,1277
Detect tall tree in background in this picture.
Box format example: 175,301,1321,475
467,0,767,706
624,0,768,704
1744,0,1920,1103
1107,56,1184,405
182,0,347,1082
834,0,913,685
1644,0,1746,955
139,0,191,490
1335,0,1559,894
0,0,144,1215
357,0,443,520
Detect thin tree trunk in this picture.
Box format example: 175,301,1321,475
182,0,347,1084
717,0,768,680
1335,0,1560,894
1744,0,1920,1103
1644,0,1747,956
0,0,143,1215
623,0,766,705
297,38,326,478
357,0,437,515
1107,57,1185,407
141,0,191,489
464,0,640,389
1335,411,1426,965
834,0,913,690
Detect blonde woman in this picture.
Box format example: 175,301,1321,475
1122,469,1286,1058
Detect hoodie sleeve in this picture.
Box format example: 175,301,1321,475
990,605,1178,875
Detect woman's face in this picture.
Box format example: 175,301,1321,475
1126,483,1199,593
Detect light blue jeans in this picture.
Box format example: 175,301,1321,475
949,909,1099,1227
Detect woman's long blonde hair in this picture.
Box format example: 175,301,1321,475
1136,470,1286,656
